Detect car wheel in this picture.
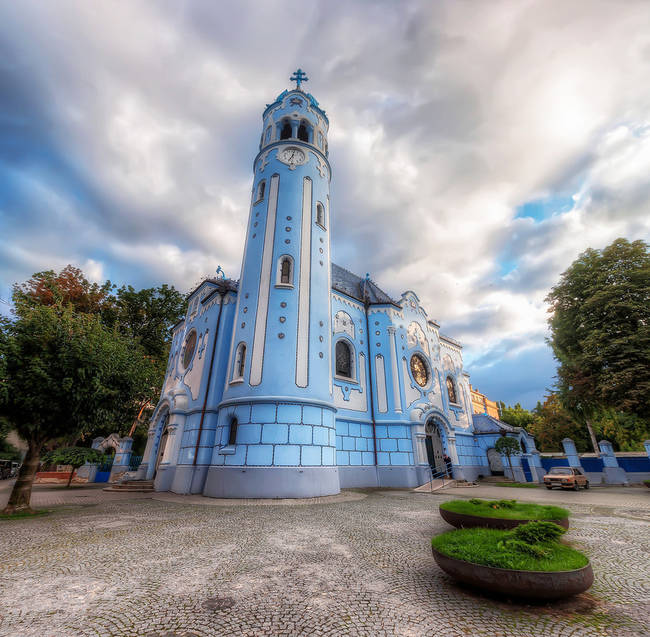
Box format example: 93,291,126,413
546,486,552,490
573,482,579,491
585,482,590,489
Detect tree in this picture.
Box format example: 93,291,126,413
527,393,590,452
41,446,104,487
494,436,521,481
498,402,538,429
12,265,113,316
10,265,186,442
0,302,159,514
546,238,650,450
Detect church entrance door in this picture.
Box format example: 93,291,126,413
425,421,445,475
153,429,168,478
487,448,504,476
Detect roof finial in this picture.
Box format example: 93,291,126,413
216,265,225,279
290,68,308,90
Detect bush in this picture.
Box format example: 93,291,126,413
513,521,566,544
500,538,550,559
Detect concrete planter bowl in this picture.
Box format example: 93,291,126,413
439,507,570,530
431,546,594,599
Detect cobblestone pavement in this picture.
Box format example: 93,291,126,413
1,482,648,637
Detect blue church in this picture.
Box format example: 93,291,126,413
138,71,542,498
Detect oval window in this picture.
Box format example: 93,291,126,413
410,354,429,387
182,330,198,369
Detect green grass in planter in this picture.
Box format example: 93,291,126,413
440,498,569,520
432,528,589,572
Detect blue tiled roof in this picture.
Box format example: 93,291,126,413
472,413,519,434
331,263,397,305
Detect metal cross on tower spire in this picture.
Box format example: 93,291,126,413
290,68,308,90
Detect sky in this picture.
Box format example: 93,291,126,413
1,0,650,409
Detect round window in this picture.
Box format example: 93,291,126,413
182,330,198,370
410,354,429,387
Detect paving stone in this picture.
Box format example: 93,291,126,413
0,482,648,636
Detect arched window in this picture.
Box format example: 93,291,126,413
182,330,197,370
297,121,309,142
335,340,353,379
316,202,325,228
280,120,292,140
256,180,266,202
232,342,246,381
276,255,294,287
227,417,238,446
446,376,458,404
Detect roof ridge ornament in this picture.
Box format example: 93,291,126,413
290,68,308,90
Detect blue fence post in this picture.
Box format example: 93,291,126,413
598,440,628,485
561,438,582,469
109,437,133,483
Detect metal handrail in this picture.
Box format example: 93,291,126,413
427,465,451,491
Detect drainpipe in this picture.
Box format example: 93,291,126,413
193,287,226,466
362,277,378,466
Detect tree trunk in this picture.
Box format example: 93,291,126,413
3,439,42,515
66,467,76,488
585,419,599,455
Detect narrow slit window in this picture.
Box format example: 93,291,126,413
256,180,266,201
335,340,353,379
233,343,246,380
277,256,294,287
316,202,325,228
228,418,238,446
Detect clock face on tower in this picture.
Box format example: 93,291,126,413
277,146,307,170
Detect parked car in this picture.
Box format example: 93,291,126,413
543,466,589,490
0,459,12,480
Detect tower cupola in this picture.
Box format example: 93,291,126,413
259,69,329,157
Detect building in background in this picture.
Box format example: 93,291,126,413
469,385,500,419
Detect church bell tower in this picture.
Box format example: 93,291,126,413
204,70,339,498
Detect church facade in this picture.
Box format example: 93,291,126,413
138,72,542,498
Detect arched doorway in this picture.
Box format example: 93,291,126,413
153,411,170,478
424,418,445,475
487,448,504,476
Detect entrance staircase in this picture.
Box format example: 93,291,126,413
102,479,154,493
414,478,457,492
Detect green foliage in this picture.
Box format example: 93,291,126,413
494,436,521,456
527,393,590,452
440,499,569,521
513,521,566,544
0,302,160,447
41,446,104,469
546,238,650,446
432,527,589,571
6,265,186,438
499,538,550,559
498,402,537,429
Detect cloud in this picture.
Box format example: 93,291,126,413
1,0,650,407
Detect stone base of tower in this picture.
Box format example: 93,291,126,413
203,466,340,499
